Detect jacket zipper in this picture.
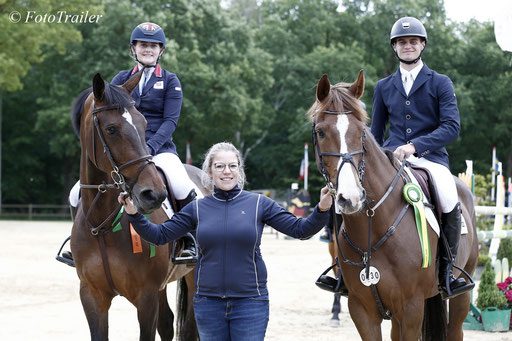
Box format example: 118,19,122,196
222,199,228,298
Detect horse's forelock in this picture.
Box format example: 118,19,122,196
307,82,368,124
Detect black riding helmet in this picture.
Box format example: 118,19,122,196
130,22,166,67
390,17,427,65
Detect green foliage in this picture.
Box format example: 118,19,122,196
478,252,490,267
497,239,512,263
477,260,508,310
0,0,103,91
1,0,512,206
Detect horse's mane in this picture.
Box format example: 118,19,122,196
71,81,134,139
307,81,369,124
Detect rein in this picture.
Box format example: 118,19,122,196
80,101,153,235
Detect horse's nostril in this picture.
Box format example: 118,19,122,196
140,189,158,204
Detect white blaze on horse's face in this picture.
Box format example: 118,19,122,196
122,109,141,141
335,115,365,214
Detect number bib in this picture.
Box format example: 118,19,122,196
359,266,381,286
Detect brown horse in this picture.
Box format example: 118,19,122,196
70,71,205,340
309,71,478,340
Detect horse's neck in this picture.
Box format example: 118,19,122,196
344,135,404,238
363,136,401,204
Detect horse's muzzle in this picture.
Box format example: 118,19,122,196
336,189,366,214
134,187,167,214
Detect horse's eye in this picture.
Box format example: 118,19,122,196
317,129,325,138
105,126,117,135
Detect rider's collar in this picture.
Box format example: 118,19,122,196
213,185,241,201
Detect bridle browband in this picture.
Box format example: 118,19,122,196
81,101,153,235
312,109,366,197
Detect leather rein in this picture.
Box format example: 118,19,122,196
312,108,409,320
80,101,153,235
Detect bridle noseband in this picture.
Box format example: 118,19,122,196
81,101,154,234
312,109,367,196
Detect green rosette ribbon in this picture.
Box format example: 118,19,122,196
403,183,431,268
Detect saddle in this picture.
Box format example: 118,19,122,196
407,164,443,222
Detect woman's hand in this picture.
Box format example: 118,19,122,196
318,186,333,212
118,192,137,215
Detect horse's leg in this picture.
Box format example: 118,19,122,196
135,289,160,341
179,271,198,341
330,293,341,327
393,298,425,341
157,286,174,341
79,282,113,341
447,292,471,341
347,296,382,341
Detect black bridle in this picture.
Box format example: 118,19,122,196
312,109,367,196
80,101,153,235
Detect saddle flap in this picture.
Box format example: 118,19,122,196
408,165,442,220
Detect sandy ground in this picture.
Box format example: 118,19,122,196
0,220,510,340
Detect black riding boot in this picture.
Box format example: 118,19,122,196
315,212,348,297
177,190,197,258
438,203,473,299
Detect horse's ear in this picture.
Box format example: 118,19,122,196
317,74,331,102
348,70,365,99
92,73,105,101
122,69,143,95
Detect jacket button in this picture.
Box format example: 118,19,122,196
406,128,412,134
406,114,411,120
405,100,411,105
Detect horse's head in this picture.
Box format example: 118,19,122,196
309,71,368,214
77,71,166,214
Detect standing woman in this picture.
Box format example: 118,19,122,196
118,142,332,340
111,22,201,257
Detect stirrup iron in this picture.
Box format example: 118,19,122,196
171,232,198,266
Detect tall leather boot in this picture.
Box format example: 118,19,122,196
177,190,197,259
438,203,473,299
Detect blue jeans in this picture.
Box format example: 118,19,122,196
193,295,269,341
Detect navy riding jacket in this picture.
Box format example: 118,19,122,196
127,186,330,298
370,64,460,168
112,64,182,155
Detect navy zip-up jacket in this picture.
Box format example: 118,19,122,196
128,186,330,298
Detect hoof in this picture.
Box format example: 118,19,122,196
329,318,340,328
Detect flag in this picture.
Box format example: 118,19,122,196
493,146,500,173
299,157,305,180
186,141,192,165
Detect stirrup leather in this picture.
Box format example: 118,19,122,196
171,232,198,265
315,257,348,296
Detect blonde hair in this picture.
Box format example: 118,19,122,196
201,142,246,191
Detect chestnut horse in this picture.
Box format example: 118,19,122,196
70,71,204,340
309,71,478,340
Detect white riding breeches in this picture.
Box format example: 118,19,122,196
68,152,202,207
407,155,458,213
153,152,202,200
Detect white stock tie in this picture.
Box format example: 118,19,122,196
403,72,413,96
